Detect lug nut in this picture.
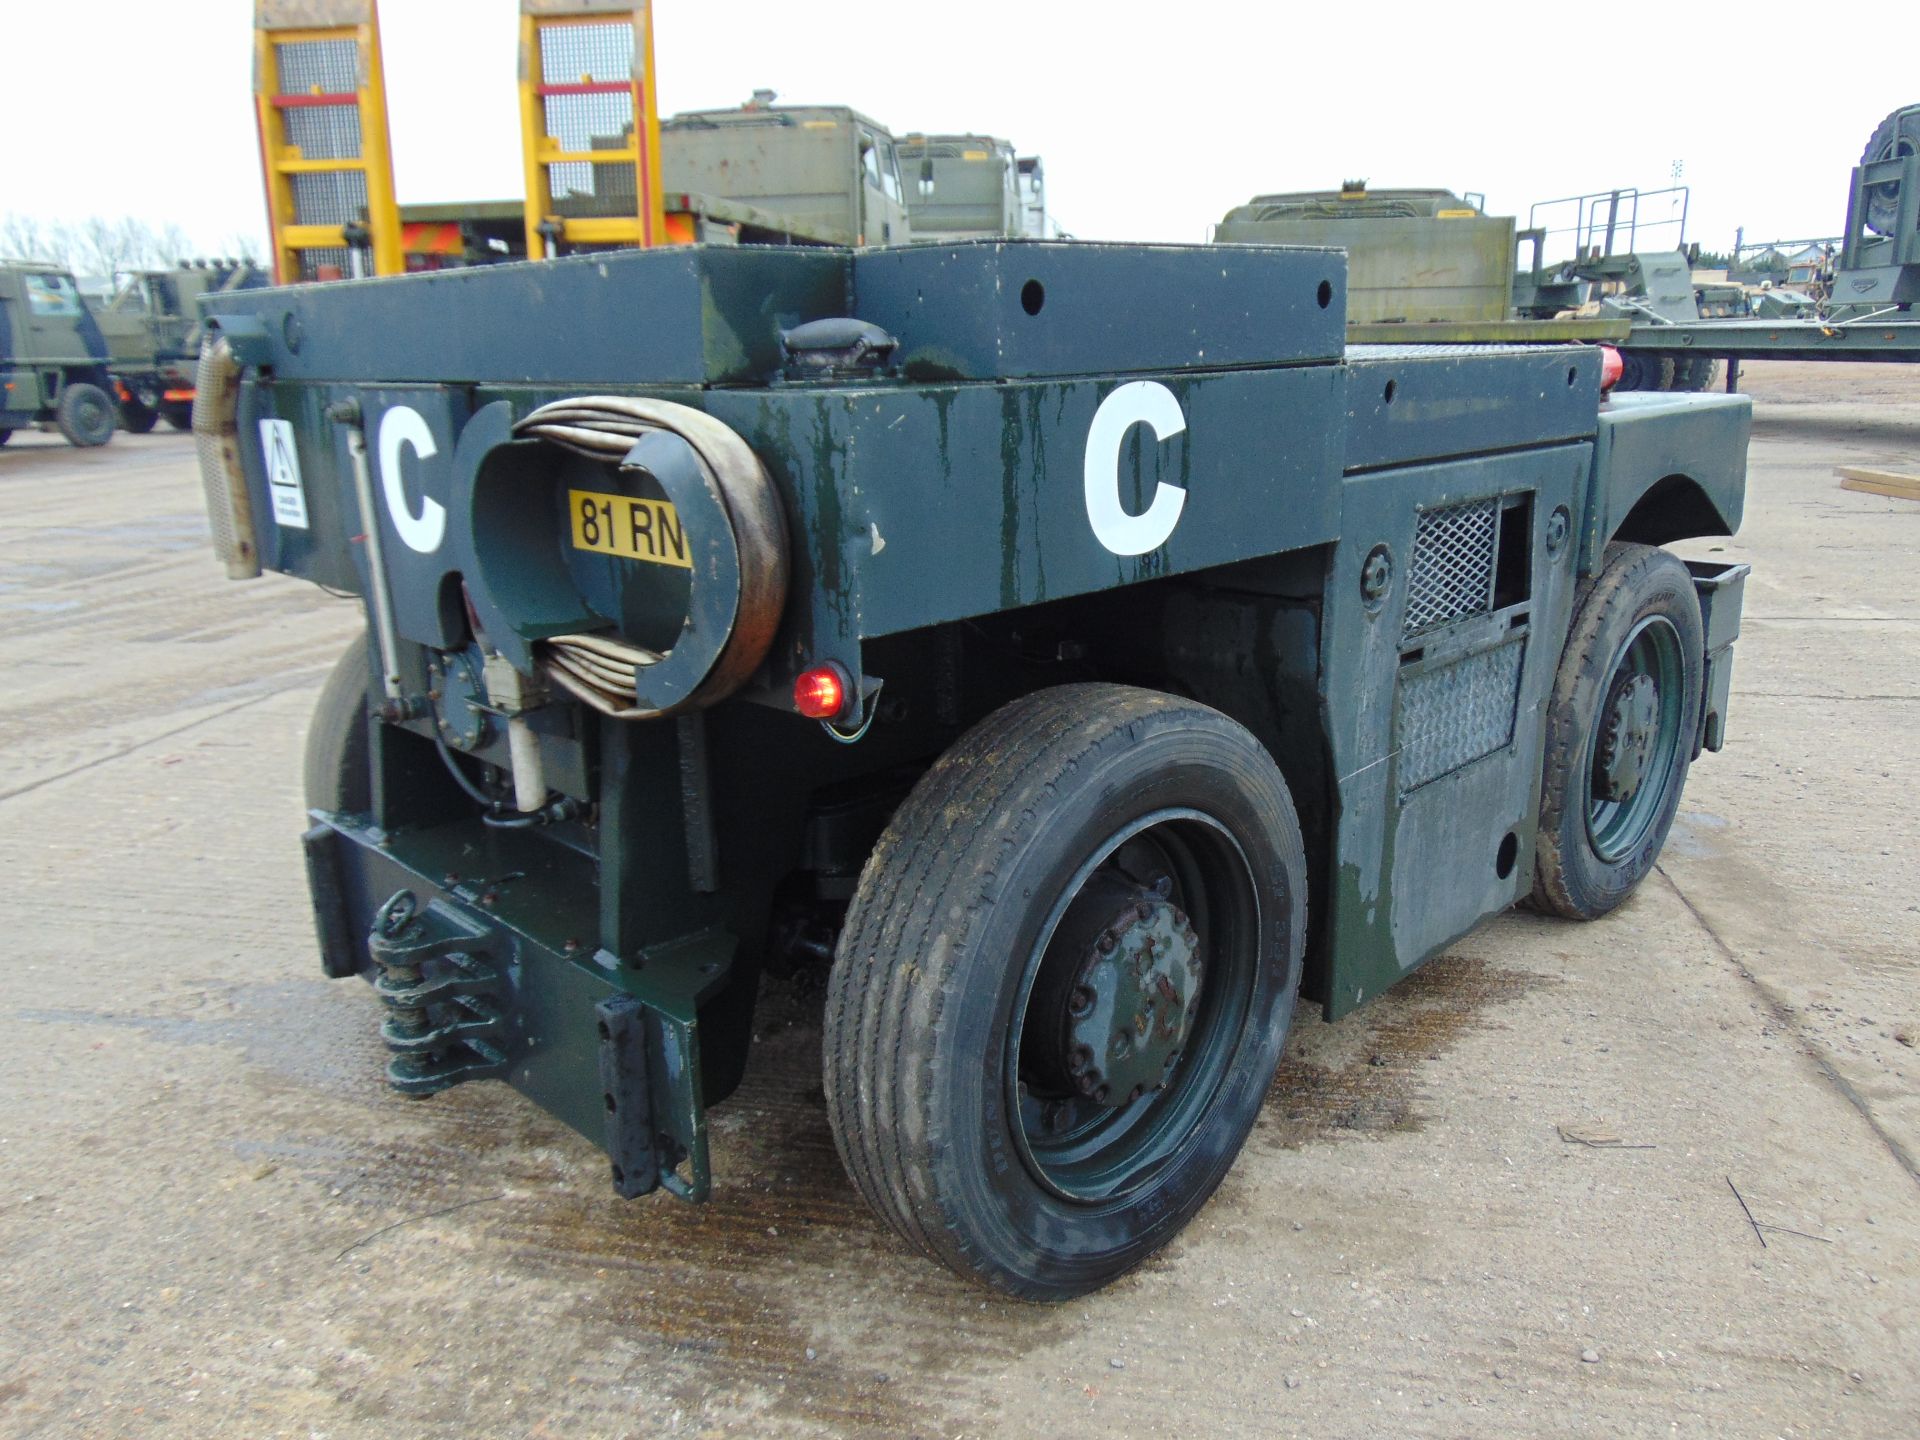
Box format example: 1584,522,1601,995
1069,985,1094,1016
1093,1083,1111,1104
1129,1084,1145,1103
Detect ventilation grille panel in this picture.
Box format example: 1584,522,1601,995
1395,639,1525,791
1404,498,1498,637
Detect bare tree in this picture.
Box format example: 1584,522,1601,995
0,213,52,263
2,214,267,273
221,232,265,265
158,224,192,266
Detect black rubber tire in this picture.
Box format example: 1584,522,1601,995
1533,543,1703,920
1669,356,1721,393
162,405,194,432
118,401,158,434
1862,106,1920,237
1616,352,1675,392
824,683,1307,1300
0,428,11,446
304,632,374,814
56,383,116,447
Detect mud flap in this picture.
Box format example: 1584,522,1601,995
303,821,363,978
1688,560,1750,755
595,948,719,1203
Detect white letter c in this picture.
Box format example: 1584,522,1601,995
378,405,446,554
1084,381,1187,557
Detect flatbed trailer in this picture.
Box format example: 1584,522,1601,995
1619,314,1920,389
194,239,1752,1300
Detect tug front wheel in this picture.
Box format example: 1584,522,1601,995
824,684,1307,1300
1533,543,1704,919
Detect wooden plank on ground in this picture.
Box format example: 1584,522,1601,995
1835,466,1920,501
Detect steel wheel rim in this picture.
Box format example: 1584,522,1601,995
1006,807,1262,1206
1584,615,1685,863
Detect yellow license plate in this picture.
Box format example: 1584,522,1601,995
568,488,692,569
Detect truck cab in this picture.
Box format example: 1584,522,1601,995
896,134,1047,241
93,261,270,431
658,100,912,247
0,261,117,447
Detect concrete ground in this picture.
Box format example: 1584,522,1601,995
0,362,1914,1439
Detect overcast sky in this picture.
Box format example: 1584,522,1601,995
9,0,1918,259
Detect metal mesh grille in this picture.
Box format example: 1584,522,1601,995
537,22,635,213
1404,498,1498,637
275,38,357,95
538,20,631,83
546,101,635,211
290,169,366,229
1395,640,1525,791
297,247,352,281
283,103,362,160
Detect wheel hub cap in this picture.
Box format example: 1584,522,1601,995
1063,895,1201,1107
1596,672,1659,803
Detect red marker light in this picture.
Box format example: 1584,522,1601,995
1598,346,1624,394
794,663,850,720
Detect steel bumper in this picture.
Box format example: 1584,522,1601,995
301,812,733,1200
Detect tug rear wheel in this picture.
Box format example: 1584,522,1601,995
1533,543,1703,920
824,684,1307,1300
304,632,373,815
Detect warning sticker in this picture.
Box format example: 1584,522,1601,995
259,418,309,529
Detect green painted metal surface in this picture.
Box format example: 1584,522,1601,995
200,240,1752,1201
1217,187,1516,325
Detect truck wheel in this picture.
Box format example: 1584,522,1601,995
163,405,194,432
1616,353,1674,392
1862,106,1920,237
825,683,1308,1300
1533,543,1703,920
304,633,374,814
1669,356,1721,393
0,429,11,446
56,383,117,447
119,401,159,434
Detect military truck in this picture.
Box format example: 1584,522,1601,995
94,261,270,431
0,261,118,447
896,134,1048,242
563,96,913,254
194,239,1750,1299
1222,107,1920,390
1215,185,1516,326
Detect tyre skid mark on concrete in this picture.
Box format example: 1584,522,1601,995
1259,954,1545,1147
1655,863,1920,1188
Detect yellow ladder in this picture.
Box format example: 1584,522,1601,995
252,0,404,282
518,1,667,258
